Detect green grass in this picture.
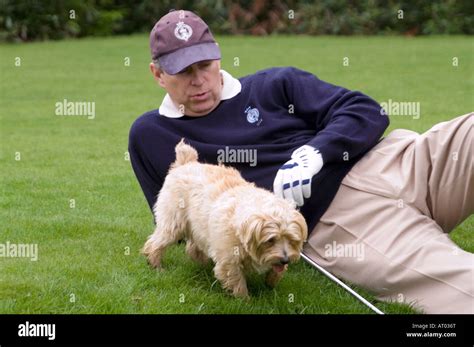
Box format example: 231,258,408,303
0,35,472,314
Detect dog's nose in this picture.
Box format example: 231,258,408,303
280,256,289,265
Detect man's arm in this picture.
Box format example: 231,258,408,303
277,67,389,162
271,67,389,205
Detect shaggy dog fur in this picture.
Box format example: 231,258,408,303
143,139,308,298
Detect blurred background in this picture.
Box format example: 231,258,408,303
1,0,473,42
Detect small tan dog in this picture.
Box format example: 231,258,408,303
142,139,308,298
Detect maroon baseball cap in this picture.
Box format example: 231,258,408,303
150,10,221,75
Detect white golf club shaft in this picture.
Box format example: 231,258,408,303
300,252,384,315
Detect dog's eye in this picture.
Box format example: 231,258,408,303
265,237,276,245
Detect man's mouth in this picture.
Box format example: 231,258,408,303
190,91,209,101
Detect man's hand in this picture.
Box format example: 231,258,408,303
273,145,323,206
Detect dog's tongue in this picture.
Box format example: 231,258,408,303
273,264,285,273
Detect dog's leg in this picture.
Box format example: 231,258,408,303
265,265,288,288
142,226,177,269
214,259,249,298
185,241,209,265
142,213,186,269
142,186,189,269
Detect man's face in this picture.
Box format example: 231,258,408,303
151,59,223,117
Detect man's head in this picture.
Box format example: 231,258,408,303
149,10,223,117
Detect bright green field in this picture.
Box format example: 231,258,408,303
0,35,472,314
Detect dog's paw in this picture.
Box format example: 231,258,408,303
146,254,163,270
232,286,250,300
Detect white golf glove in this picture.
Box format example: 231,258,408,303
273,145,323,207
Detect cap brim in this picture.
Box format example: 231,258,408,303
158,42,221,75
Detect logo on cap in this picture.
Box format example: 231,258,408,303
174,21,193,41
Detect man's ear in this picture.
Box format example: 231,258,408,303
150,62,166,88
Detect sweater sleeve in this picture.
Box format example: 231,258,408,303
274,67,389,163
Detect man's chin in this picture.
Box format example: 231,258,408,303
187,101,218,116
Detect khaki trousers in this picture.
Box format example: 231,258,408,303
303,113,474,313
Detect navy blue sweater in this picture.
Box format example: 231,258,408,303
129,67,389,232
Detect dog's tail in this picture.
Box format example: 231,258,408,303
173,138,198,167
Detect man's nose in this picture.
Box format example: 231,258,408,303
190,71,204,86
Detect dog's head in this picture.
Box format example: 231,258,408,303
237,203,308,273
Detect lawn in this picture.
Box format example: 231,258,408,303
0,34,472,314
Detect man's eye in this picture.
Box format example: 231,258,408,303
178,62,211,74
178,67,192,74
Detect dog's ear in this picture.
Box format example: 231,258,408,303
290,211,308,243
238,214,266,254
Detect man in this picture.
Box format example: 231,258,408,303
129,10,473,313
